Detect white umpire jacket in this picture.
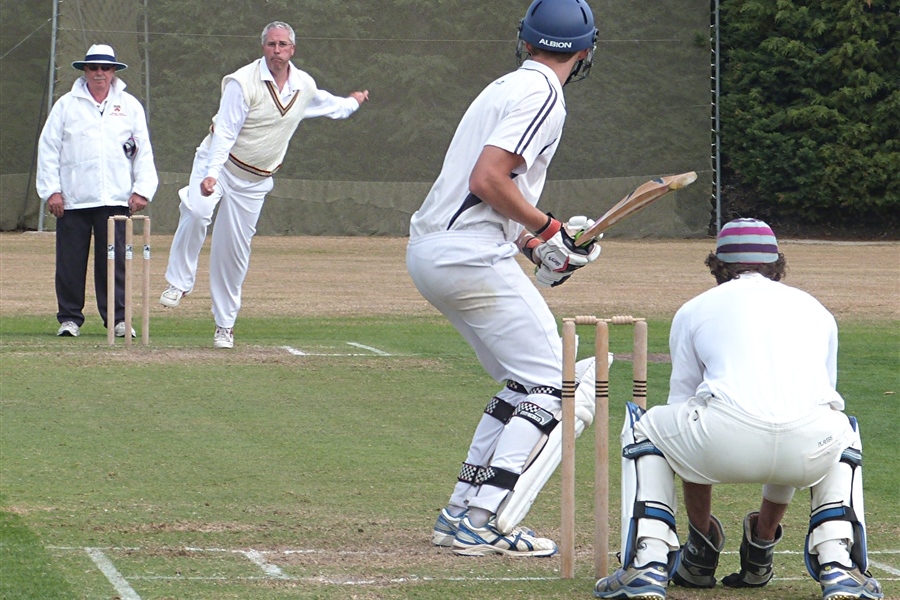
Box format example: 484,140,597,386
37,77,158,208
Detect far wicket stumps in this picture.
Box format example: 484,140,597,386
106,215,151,346
560,315,648,579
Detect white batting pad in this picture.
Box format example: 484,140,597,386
494,382,596,534
620,403,679,567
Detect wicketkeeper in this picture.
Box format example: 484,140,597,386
592,219,883,600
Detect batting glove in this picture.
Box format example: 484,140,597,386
535,264,574,287
533,215,601,274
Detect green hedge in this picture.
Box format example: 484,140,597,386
720,0,899,232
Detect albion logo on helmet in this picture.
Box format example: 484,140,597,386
540,39,573,49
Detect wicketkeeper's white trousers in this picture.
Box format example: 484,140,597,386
636,395,856,500
165,143,271,328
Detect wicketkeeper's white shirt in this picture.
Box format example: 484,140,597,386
667,272,845,422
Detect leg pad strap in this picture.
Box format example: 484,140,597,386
513,401,558,435
484,396,515,424
457,463,519,491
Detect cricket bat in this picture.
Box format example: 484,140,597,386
576,171,698,246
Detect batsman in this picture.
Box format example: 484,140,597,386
407,0,604,556
593,219,883,600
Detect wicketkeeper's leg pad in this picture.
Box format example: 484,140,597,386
805,417,869,580
620,402,680,574
672,515,725,588
494,382,596,534
721,511,784,588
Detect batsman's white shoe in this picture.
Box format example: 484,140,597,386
213,326,234,349
819,563,883,600
159,285,186,308
594,562,669,599
452,516,557,557
57,321,80,337
432,508,466,547
114,322,136,338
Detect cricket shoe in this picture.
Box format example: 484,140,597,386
432,508,466,547
434,509,537,548
214,326,234,349
452,516,557,557
594,562,669,599
819,563,883,600
159,284,187,308
57,321,80,337
114,322,136,338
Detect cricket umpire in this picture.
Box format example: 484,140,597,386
593,219,883,600
408,0,603,556
37,43,158,339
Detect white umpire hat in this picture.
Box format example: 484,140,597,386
72,44,128,71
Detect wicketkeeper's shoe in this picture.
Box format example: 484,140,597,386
819,563,883,600
57,321,80,337
432,508,466,547
213,326,234,349
594,562,669,599
452,516,557,557
114,322,136,338
159,284,187,308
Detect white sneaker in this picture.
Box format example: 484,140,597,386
214,326,234,349
57,321,80,337
432,508,467,547
594,562,670,599
114,322,136,338
452,516,557,557
159,285,187,308
819,563,883,600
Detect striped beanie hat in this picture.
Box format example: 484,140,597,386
716,218,779,263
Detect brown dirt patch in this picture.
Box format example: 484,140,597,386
2,232,897,323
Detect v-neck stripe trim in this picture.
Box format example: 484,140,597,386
265,81,299,116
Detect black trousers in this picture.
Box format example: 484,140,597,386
55,206,131,328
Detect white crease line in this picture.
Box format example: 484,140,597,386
346,342,392,356
870,560,900,576
51,546,900,587
280,345,389,357
279,346,349,356
129,574,557,584
85,548,141,600
281,345,307,356
238,549,290,579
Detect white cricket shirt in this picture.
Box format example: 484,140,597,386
667,273,845,422
206,59,361,180
409,60,566,242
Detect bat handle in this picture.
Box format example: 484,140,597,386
574,230,601,248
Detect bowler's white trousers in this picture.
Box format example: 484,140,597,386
164,142,271,328
407,229,563,513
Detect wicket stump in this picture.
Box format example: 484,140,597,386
560,315,648,579
107,215,151,346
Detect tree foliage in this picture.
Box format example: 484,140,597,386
720,0,899,233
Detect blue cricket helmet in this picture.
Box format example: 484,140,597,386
516,0,598,83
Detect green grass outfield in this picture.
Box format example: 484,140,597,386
1,315,898,599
